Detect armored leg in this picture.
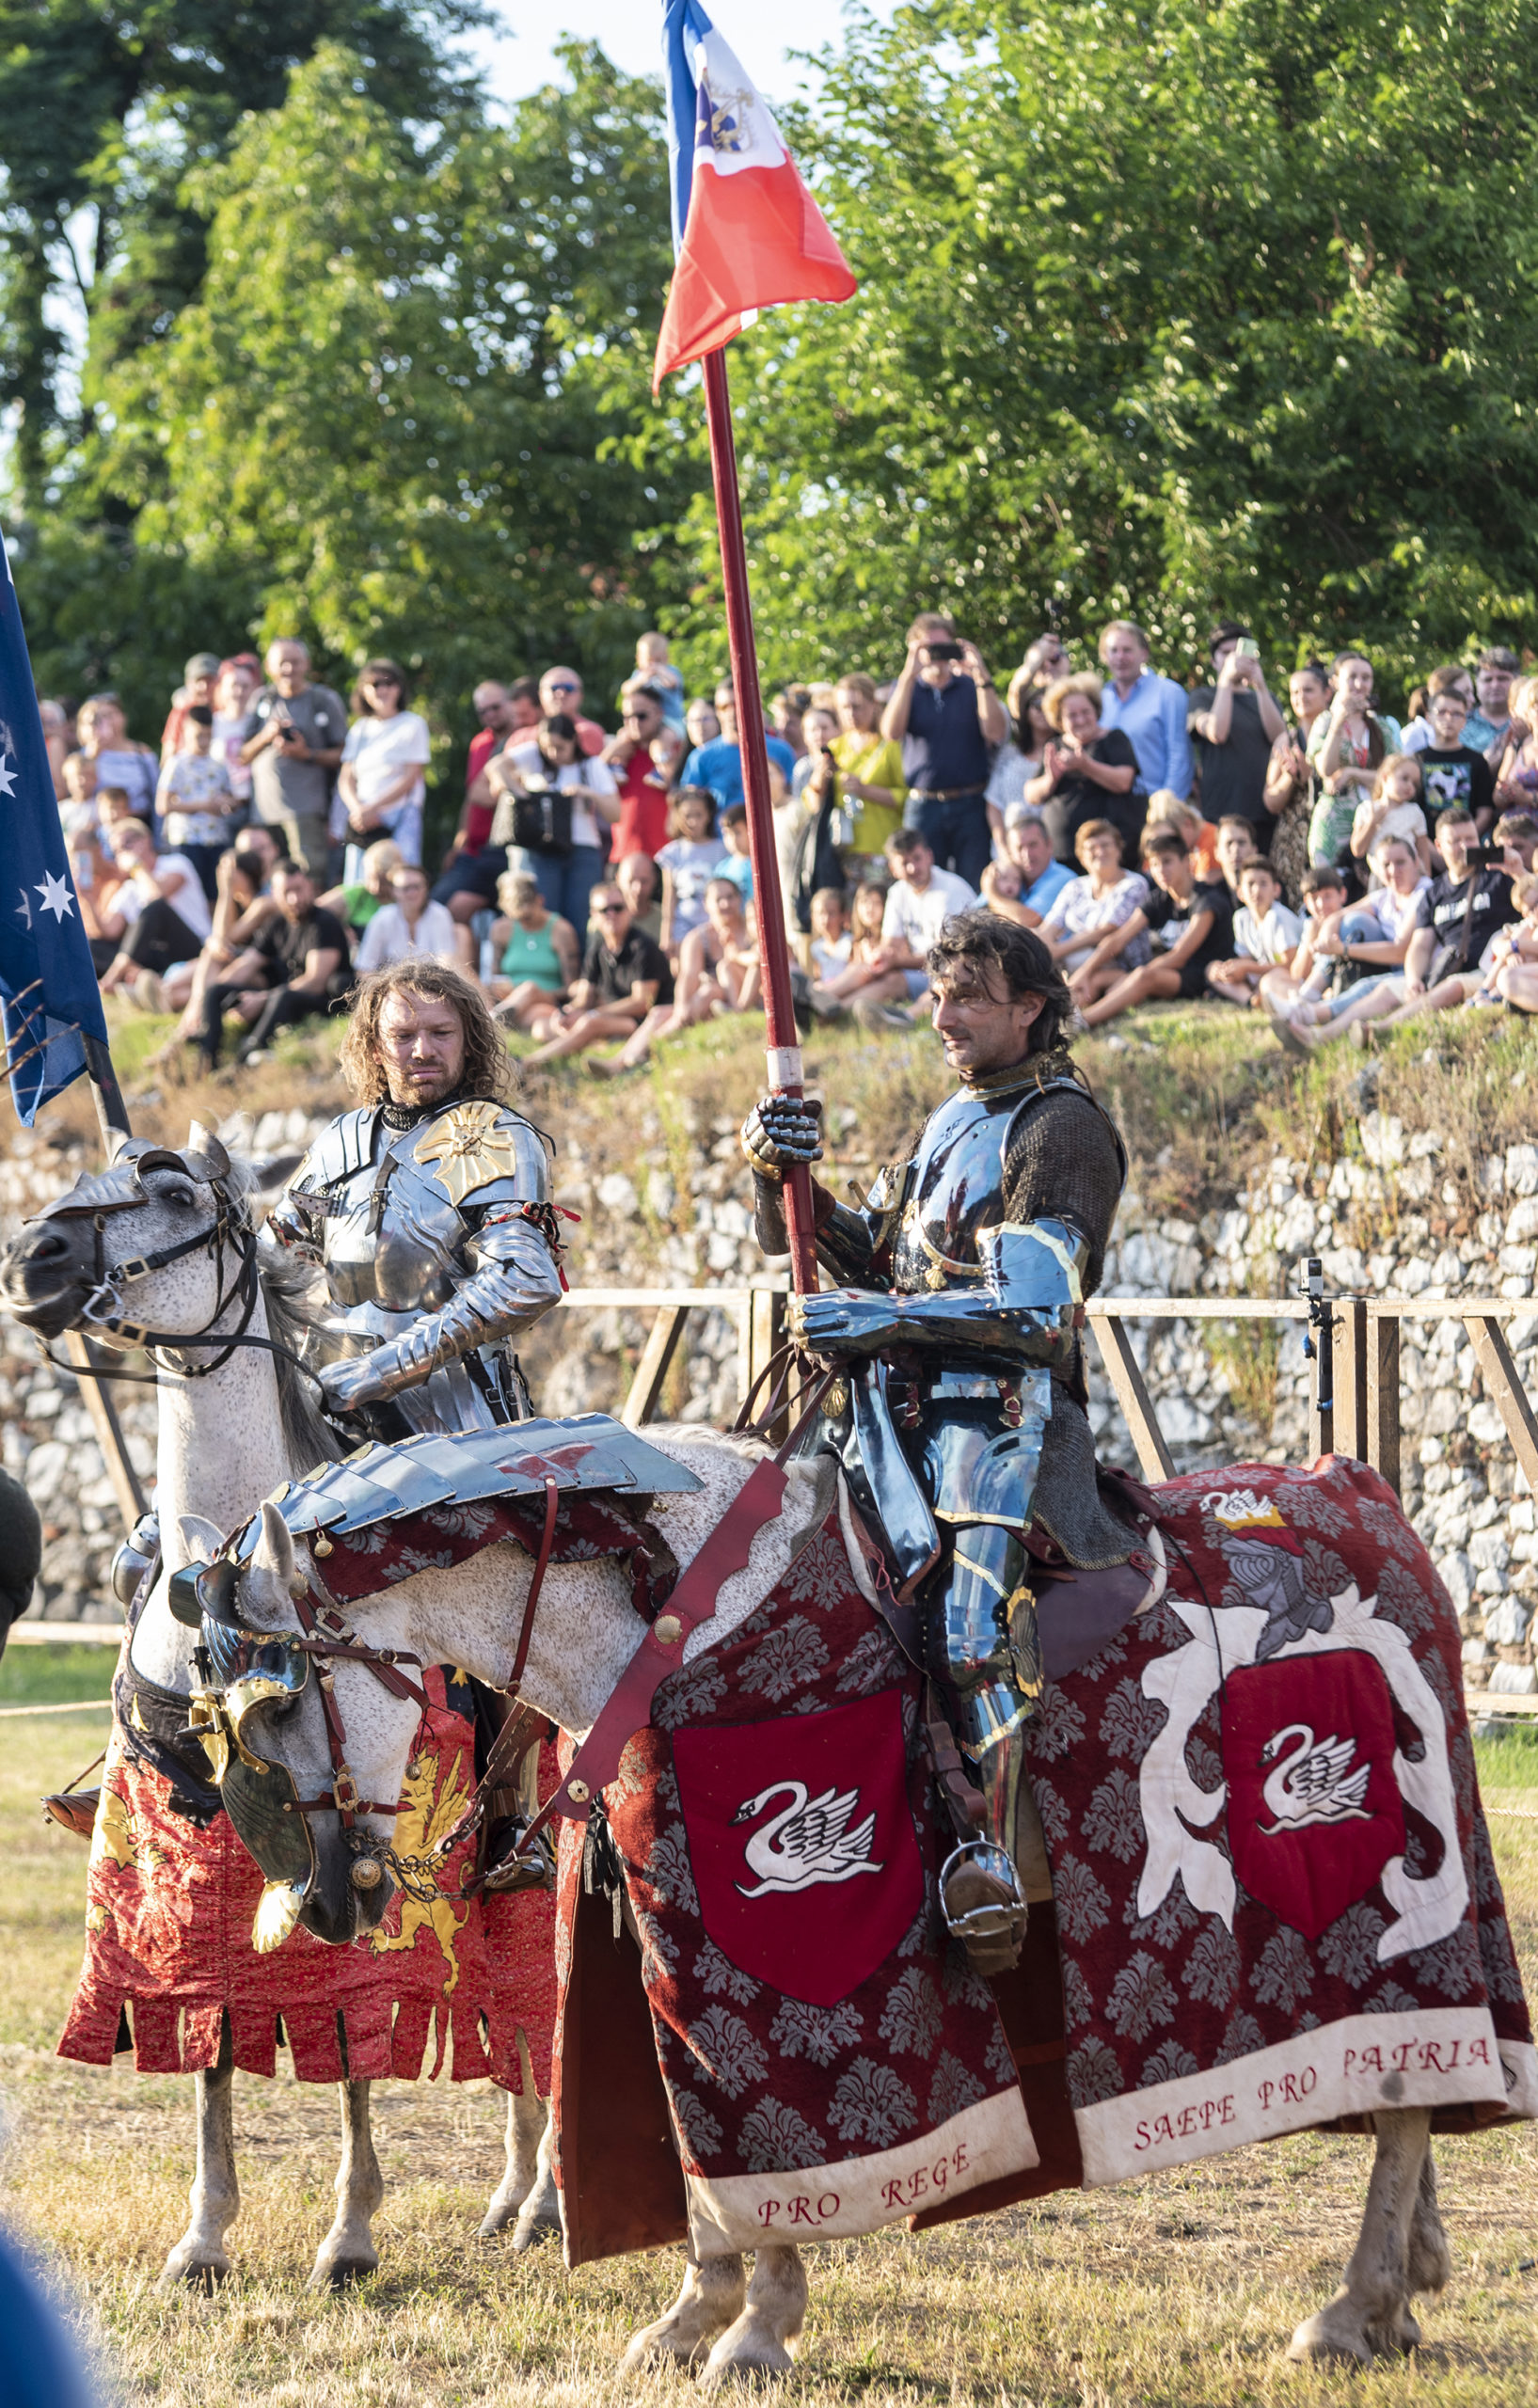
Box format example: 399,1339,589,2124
932,1522,1039,1972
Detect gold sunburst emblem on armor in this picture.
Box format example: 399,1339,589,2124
414,1101,522,1206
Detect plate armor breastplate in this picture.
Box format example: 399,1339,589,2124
891,1076,1070,1297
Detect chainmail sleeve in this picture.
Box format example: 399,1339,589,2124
1001,1085,1125,1297
752,1174,881,1286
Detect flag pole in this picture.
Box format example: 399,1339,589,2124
701,344,819,1296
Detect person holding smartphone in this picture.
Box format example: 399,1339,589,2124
1186,621,1287,849
880,610,1008,890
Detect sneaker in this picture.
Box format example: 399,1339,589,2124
854,997,919,1032
1262,992,1310,1057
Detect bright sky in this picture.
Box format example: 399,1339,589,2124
469,0,894,109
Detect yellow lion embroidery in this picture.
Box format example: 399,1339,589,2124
88,1784,135,1874
367,1746,474,1991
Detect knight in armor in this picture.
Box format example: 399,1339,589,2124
262,958,563,1435
741,911,1136,1971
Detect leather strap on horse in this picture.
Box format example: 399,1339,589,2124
921,1685,986,1843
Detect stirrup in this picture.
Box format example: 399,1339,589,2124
940,1840,1027,1976
478,1815,558,1895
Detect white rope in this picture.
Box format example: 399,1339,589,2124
0,1697,113,1719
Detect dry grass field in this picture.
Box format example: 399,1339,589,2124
3,1678,1538,2407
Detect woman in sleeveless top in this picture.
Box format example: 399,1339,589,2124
486,870,579,1027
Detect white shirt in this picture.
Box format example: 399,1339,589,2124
1365,878,1431,945
338,710,432,860
505,740,617,851
1233,899,1304,963
881,866,977,955
116,851,213,942
355,898,460,974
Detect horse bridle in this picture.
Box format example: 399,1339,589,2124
29,1142,314,1385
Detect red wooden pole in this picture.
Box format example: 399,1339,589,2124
701,345,819,1295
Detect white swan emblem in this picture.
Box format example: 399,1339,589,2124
1259,1722,1373,1834
732,1780,884,1897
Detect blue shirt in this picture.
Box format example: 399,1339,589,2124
902,676,993,792
718,851,753,901
682,734,797,812
1099,669,1194,800
1022,858,1076,917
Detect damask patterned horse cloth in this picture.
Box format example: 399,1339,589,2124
1024,1456,1536,2184
551,1505,1037,2262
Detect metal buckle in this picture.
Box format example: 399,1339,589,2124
116,1256,151,1283
332,1765,361,1815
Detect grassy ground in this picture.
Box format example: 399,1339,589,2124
2,1689,1537,2407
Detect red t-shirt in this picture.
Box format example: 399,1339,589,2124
611,752,671,860
464,727,499,849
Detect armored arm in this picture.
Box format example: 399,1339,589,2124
741,1091,888,1287
790,1218,1086,1370
317,1206,562,1410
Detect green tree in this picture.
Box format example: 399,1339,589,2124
674,0,1538,699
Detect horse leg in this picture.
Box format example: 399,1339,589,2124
1400,2141,1452,2344
509,2092,563,2253
618,2247,748,2372
480,2036,563,2247
308,2078,385,2289
161,2020,240,2288
700,2244,809,2384
1288,2108,1433,2364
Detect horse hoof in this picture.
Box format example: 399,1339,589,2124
619,2322,713,2376
307,2255,377,2292
700,2321,796,2384
508,2210,561,2255
161,2255,230,2293
477,2195,518,2240
1287,2310,1373,2368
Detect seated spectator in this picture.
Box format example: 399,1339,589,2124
1207,856,1304,1006
980,856,1025,917
616,848,663,944
807,886,851,983
69,813,134,976
716,802,754,904
1256,863,1353,1030
489,710,621,927
76,693,158,824
1262,664,1332,904
524,879,673,1064
657,787,729,954
986,677,1052,819
808,881,910,1020
831,673,906,874
1188,625,1287,850
156,705,238,899
1145,791,1220,882
861,830,977,1024
1308,810,1518,1045
58,748,98,820
980,811,1074,928
1489,875,1538,1013
1034,820,1150,991
485,871,580,1028
683,678,796,813
605,684,674,861
880,611,1006,887
1350,752,1434,876
1403,661,1475,753
1497,809,1538,879
95,816,214,1010
1024,673,1141,863
321,837,404,936
770,684,813,759
1078,828,1235,1029
336,659,431,869
1215,815,1260,895
161,652,222,763
197,862,350,1069
355,863,460,973
631,630,686,730
597,876,762,1074
151,846,277,1064
1269,837,1428,1050
1467,644,1519,760
685,695,721,752
1308,652,1401,864
1413,683,1497,833
539,665,607,755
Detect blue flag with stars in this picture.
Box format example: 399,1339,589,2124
0,529,111,1122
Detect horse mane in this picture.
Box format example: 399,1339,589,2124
252,1235,343,1472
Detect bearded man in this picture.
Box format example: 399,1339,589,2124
263,958,562,1435
740,911,1139,1969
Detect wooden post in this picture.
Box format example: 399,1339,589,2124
621,1305,690,1429
1332,1297,1369,1462
1089,1314,1175,1483
1366,1312,1402,1496
1464,1315,1538,1495
744,1279,790,1442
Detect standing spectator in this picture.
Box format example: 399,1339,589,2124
1024,673,1141,863
58,747,98,823
1262,662,1333,904
95,816,214,1008
336,660,432,870
39,698,73,799
1412,685,1496,832
1467,644,1520,760
161,652,222,763
605,685,674,861
1493,679,1538,812
75,694,158,823
685,696,721,753
1307,652,1401,866
1079,828,1235,1028
156,705,237,900
657,787,730,954
435,675,541,924
1033,821,1150,990
539,665,606,755
1097,620,1193,802
791,705,841,798
682,679,796,813
355,863,460,973
241,639,346,875
1403,662,1476,754
1187,626,1286,847
715,803,754,904
874,829,977,1018
1206,857,1304,1006
485,871,580,1026
986,678,1052,818
198,861,350,1069
211,655,259,808
1016,631,1070,688
769,685,812,760
880,613,1006,888
827,673,907,873
524,879,673,1064
488,711,620,927
630,631,686,730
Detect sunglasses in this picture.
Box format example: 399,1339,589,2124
546,680,579,693
596,902,626,916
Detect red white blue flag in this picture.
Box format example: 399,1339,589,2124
655,0,856,391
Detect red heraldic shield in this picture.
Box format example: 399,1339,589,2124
672,1692,925,2007
1223,1648,1406,1941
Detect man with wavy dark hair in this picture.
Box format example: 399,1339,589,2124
741,912,1135,1972
265,959,560,1434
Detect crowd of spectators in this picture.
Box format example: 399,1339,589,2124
40,614,1538,1080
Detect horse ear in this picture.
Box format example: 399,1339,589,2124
178,1513,225,1562
252,1499,296,1590
185,1121,231,1180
